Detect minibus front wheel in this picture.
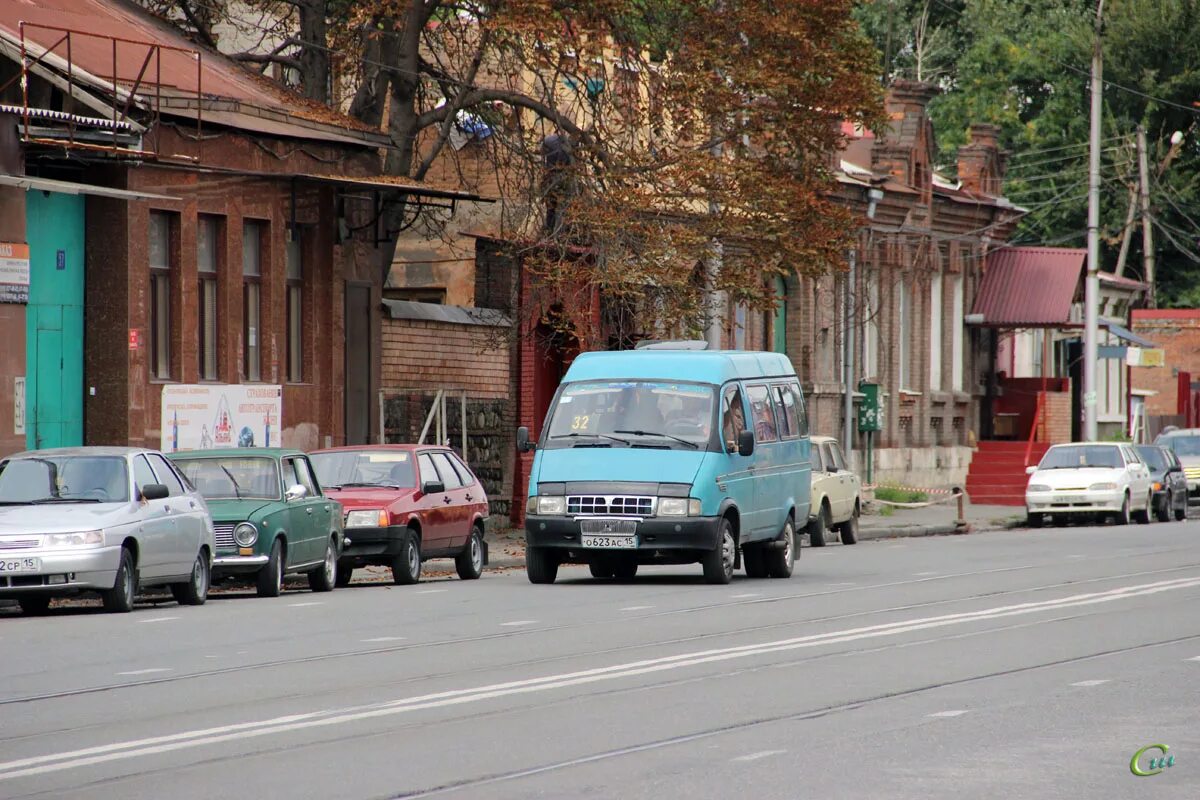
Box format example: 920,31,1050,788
702,518,736,585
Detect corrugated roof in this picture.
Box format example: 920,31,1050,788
1099,271,1148,291
972,247,1086,327
1133,309,1200,321
0,0,388,146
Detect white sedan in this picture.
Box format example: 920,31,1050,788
1025,443,1154,527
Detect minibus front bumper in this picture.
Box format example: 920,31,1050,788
525,515,721,553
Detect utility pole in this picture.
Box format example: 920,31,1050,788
1083,0,1104,442
1136,125,1156,308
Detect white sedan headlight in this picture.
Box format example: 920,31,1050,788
43,531,103,548
345,509,389,528
1027,484,1052,493
658,498,703,516
536,496,566,515
1089,482,1118,491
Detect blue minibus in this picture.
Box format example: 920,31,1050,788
517,348,811,584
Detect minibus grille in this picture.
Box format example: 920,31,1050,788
568,496,654,516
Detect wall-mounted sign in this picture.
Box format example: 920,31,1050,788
128,329,140,351
1127,348,1165,367
13,376,24,436
161,384,282,453
0,242,29,304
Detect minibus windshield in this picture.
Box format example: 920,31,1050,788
545,381,716,449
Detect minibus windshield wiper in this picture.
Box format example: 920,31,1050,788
549,433,631,446
614,430,699,449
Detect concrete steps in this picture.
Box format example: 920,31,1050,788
966,441,1050,507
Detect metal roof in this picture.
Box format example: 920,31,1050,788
381,300,510,327
971,247,1086,327
0,174,178,201
0,0,389,147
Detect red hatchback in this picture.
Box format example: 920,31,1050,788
309,445,489,585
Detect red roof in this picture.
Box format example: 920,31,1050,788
0,0,385,143
972,247,1086,327
1099,271,1148,291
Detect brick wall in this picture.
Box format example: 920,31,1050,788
1132,313,1200,416
381,317,511,399
1043,389,1072,444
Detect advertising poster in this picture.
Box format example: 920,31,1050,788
161,385,282,453
0,242,30,304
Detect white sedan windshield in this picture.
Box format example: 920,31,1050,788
0,456,129,504
1039,445,1123,470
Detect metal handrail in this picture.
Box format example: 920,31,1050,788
1024,391,1046,467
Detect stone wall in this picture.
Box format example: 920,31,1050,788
852,445,974,491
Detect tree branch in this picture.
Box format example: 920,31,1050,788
176,0,218,50
413,29,491,180
232,52,303,71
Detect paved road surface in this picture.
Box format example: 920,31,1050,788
2,522,1198,799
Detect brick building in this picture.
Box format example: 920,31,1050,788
1132,309,1200,428
0,0,479,456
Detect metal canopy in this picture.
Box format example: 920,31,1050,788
0,174,178,200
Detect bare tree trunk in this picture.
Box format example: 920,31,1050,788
296,0,330,103
349,18,398,127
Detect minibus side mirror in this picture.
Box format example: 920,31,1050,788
738,429,755,457
517,426,535,452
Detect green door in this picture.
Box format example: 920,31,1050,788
26,191,85,450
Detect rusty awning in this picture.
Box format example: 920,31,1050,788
969,246,1086,328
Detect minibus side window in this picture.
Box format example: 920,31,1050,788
745,385,779,443
721,386,746,453
772,384,800,439
788,382,809,436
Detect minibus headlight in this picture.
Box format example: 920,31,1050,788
658,498,703,517
536,496,566,515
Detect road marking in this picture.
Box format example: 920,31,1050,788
913,571,938,576
1070,680,1109,687
927,710,969,718
731,593,761,599
1187,656,1200,662
287,602,323,608
115,669,171,676
9,574,1200,782
732,750,786,762
362,637,406,643
139,616,179,624
203,656,219,659
415,589,448,595
500,620,537,627
829,582,857,587
619,606,653,612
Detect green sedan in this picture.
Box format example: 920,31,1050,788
169,448,344,597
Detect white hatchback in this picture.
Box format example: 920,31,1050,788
1025,443,1153,526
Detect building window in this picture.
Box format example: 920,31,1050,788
286,230,303,383
863,271,879,381
197,215,221,381
242,220,264,382
898,279,912,390
929,272,942,390
951,273,965,391
149,211,174,380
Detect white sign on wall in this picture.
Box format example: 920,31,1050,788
0,243,30,304
161,385,282,453
13,377,24,435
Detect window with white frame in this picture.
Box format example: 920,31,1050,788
242,221,264,382
197,215,220,381
951,273,964,391
929,272,943,390
863,271,880,380
149,211,174,380
898,279,912,390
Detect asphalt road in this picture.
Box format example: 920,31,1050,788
2,521,1199,800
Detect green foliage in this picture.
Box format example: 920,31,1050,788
855,0,1200,306
874,486,928,503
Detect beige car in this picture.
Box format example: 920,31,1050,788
806,436,861,547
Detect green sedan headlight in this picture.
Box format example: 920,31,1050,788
234,522,258,547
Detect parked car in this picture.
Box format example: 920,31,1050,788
518,347,810,585
1025,442,1153,526
1153,428,1200,505
169,448,343,597
0,447,214,614
806,435,861,547
309,445,489,585
1134,444,1188,522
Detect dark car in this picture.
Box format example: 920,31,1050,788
309,445,489,586
1135,445,1188,522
